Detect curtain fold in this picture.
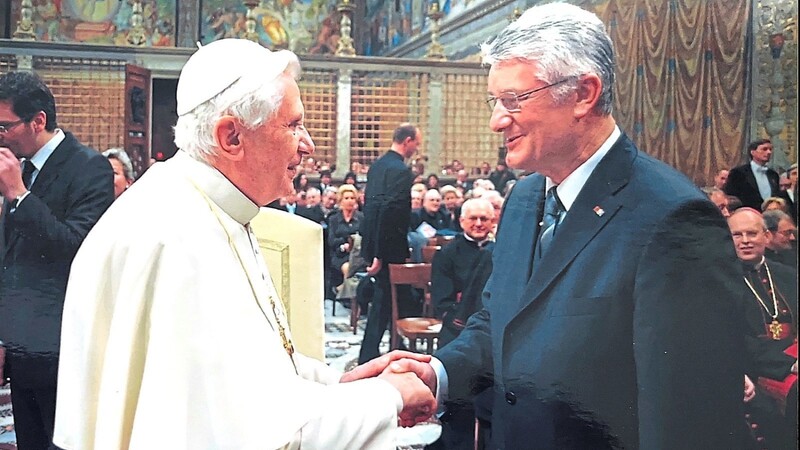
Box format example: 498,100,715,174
583,0,750,185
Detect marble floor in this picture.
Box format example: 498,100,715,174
0,300,440,449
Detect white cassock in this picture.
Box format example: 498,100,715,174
54,151,402,449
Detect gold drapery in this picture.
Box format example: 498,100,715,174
582,0,750,185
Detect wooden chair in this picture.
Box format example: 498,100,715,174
421,245,441,263
388,263,441,353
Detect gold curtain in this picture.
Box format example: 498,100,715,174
583,0,750,185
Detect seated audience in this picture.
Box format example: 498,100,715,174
440,185,462,232
410,189,451,233
704,187,732,218
429,198,496,450
728,208,798,450
762,196,789,214
103,148,136,199
426,173,441,190
327,184,363,292
762,209,797,268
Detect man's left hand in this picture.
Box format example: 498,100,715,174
0,148,26,199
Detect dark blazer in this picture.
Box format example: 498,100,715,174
725,162,780,210
775,189,796,218
327,209,363,270
360,150,413,264
297,204,326,224
410,207,452,232
431,235,483,335
436,134,747,449
0,132,114,388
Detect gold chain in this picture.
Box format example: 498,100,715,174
743,258,779,321
190,181,297,372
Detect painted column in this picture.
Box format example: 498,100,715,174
335,68,353,179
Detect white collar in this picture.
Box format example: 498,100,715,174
546,125,621,211
750,160,769,173
171,150,259,225
27,129,65,171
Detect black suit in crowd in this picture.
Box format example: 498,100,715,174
410,207,452,232
358,150,414,363
725,162,780,210
0,132,114,449
327,209,363,283
431,234,486,347
775,189,796,218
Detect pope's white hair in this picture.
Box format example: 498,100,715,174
174,55,301,161
481,2,615,115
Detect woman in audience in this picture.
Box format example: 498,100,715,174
426,173,441,190
762,196,789,214
102,148,136,199
327,184,364,291
293,172,309,192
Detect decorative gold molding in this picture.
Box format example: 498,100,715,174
257,237,292,317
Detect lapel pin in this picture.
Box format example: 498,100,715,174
593,206,605,217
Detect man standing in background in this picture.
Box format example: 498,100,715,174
359,123,420,364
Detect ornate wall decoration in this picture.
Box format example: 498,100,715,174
11,0,176,46
199,0,343,55
752,0,797,170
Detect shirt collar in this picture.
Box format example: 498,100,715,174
545,125,621,211
172,150,259,225
750,160,768,172
27,129,65,171
462,232,487,247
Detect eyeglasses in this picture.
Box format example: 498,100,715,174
464,216,492,223
486,78,572,112
0,118,27,133
776,229,797,238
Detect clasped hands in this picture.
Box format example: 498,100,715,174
341,351,437,427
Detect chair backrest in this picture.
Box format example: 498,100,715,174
436,235,456,246
388,263,433,343
421,245,441,263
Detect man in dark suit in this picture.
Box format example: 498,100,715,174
346,4,747,448
0,71,114,449
725,139,780,210
431,197,495,348
358,123,420,364
410,188,452,233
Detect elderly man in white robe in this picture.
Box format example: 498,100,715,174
53,39,436,450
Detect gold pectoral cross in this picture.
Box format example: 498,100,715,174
768,320,783,340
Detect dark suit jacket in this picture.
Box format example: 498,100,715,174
0,132,114,388
775,189,796,218
725,162,779,210
297,204,326,224
431,235,484,338
436,134,747,449
361,150,413,264
410,207,452,232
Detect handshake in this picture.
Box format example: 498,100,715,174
340,351,438,427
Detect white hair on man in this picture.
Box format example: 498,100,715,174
174,40,301,161
481,2,615,115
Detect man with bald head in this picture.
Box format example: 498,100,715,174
410,188,452,232
54,40,435,449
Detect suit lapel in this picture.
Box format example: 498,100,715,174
29,133,76,197
516,135,634,314
4,133,74,254
743,165,759,194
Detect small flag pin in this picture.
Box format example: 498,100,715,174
593,206,605,217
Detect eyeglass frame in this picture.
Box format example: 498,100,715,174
486,77,574,112
0,118,28,134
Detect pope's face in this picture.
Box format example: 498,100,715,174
244,75,314,205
